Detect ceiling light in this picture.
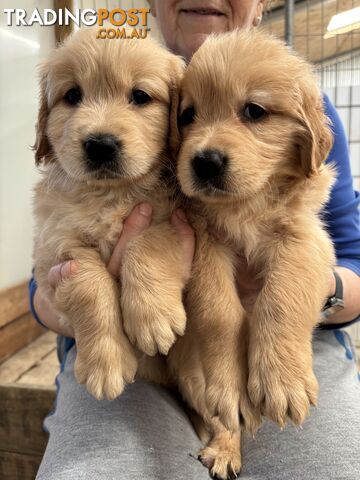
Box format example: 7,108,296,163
324,6,360,38
0,28,40,49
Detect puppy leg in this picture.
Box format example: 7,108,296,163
121,223,187,356
54,248,137,400
186,238,261,435
169,344,243,480
248,232,334,426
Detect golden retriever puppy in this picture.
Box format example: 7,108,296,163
32,28,186,400
168,30,335,478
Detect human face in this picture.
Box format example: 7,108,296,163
149,0,264,62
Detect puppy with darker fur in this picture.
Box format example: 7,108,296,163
33,28,186,400
167,30,335,478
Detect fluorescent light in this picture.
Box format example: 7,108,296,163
324,6,360,38
0,28,40,49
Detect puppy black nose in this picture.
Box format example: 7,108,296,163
192,150,228,183
83,134,121,167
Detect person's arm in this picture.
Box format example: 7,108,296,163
320,94,360,327
324,267,360,325
29,204,195,336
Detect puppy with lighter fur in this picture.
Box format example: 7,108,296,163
32,28,186,400
166,30,335,478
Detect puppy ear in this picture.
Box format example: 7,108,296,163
33,66,52,165
297,97,333,177
168,56,185,156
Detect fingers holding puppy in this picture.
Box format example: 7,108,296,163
107,203,153,279
45,205,195,359
47,203,153,293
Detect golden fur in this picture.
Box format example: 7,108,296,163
33,27,336,479
33,28,187,400
166,29,336,478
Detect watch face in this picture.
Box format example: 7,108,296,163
321,298,345,320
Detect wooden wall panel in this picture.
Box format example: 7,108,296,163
0,314,45,364
0,282,29,328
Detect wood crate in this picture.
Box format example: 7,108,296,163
0,282,59,480
0,282,46,363
0,384,56,480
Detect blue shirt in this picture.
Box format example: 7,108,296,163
29,94,360,328
322,94,360,277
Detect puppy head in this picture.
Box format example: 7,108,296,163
34,28,184,184
175,29,333,204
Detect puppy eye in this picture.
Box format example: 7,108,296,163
243,103,267,121
178,107,195,127
131,89,152,105
64,87,82,106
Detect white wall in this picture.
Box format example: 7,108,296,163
0,0,55,289
0,1,161,291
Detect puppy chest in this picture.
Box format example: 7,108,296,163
79,205,128,259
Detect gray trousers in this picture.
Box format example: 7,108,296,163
36,330,360,480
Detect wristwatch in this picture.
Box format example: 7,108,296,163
321,270,345,320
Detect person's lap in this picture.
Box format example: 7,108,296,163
36,330,360,480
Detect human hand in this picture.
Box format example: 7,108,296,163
107,204,195,283
33,203,195,336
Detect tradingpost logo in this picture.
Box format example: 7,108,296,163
3,8,151,39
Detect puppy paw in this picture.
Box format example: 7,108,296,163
122,301,186,356
248,346,318,427
198,432,241,480
75,337,137,400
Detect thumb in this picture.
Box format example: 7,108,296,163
48,260,77,290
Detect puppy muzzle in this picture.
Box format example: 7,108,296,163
83,134,122,174
191,149,228,191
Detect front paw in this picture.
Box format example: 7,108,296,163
75,337,137,401
122,301,186,356
248,346,318,427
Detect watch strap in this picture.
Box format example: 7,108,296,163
321,270,345,319
333,269,343,300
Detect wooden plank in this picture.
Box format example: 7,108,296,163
0,332,57,384
0,281,29,328
0,313,46,363
0,384,55,456
19,350,59,387
0,451,43,480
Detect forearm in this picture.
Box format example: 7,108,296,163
322,266,360,325
33,287,74,337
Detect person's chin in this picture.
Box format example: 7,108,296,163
176,33,213,60
175,15,229,60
